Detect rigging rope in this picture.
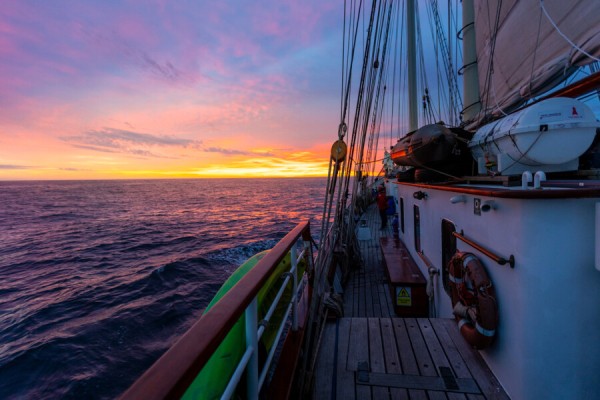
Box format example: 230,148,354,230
366,0,395,183
305,1,383,391
539,0,600,62
427,0,463,123
389,0,400,149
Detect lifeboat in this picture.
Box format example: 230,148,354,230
390,123,473,180
469,97,599,176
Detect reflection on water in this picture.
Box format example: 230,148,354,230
0,178,326,399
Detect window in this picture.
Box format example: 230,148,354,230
414,205,420,252
441,219,457,296
400,197,405,233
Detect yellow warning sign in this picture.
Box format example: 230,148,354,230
396,287,412,307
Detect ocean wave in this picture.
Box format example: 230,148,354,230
0,178,326,399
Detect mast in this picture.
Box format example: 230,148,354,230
461,0,481,122
407,0,418,131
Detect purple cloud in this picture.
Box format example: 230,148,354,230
204,147,275,157
62,127,201,158
0,164,35,169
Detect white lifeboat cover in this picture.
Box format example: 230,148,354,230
469,97,599,165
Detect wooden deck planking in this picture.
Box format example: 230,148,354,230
313,319,336,400
416,319,466,400
380,317,409,400
404,318,446,400
336,318,355,400
312,318,509,399
310,204,508,399
346,204,394,319
429,319,485,400
348,318,371,399
368,318,390,399
391,318,428,400
435,319,508,400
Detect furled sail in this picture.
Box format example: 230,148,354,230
473,0,600,118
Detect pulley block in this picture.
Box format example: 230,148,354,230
331,140,347,162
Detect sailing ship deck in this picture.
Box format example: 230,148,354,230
312,205,509,399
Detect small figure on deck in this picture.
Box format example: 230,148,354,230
392,214,399,238
376,185,387,229
386,196,396,215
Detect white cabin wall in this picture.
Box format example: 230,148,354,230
393,182,523,318
516,198,600,400
392,181,600,399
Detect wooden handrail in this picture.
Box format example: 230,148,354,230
120,221,312,400
453,231,515,268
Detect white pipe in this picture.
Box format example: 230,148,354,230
245,299,259,400
259,301,294,389
450,195,467,204
522,171,533,189
534,171,547,189
221,347,254,400
291,246,298,331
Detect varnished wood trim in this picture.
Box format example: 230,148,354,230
393,180,600,199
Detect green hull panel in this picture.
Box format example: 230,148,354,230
182,250,305,400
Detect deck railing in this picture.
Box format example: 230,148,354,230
120,221,313,400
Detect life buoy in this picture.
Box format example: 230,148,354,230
448,252,498,349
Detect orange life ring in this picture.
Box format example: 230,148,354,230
448,252,498,349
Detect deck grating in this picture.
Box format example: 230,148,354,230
312,204,509,399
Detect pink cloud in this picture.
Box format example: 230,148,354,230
113,15,159,47
251,2,337,45
0,1,344,179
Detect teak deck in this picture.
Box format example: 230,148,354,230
312,205,509,399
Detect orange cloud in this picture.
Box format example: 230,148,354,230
0,1,344,181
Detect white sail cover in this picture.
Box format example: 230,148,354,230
473,0,600,117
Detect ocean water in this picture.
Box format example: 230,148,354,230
0,178,326,399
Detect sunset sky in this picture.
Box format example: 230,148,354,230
5,2,598,181
0,1,344,179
